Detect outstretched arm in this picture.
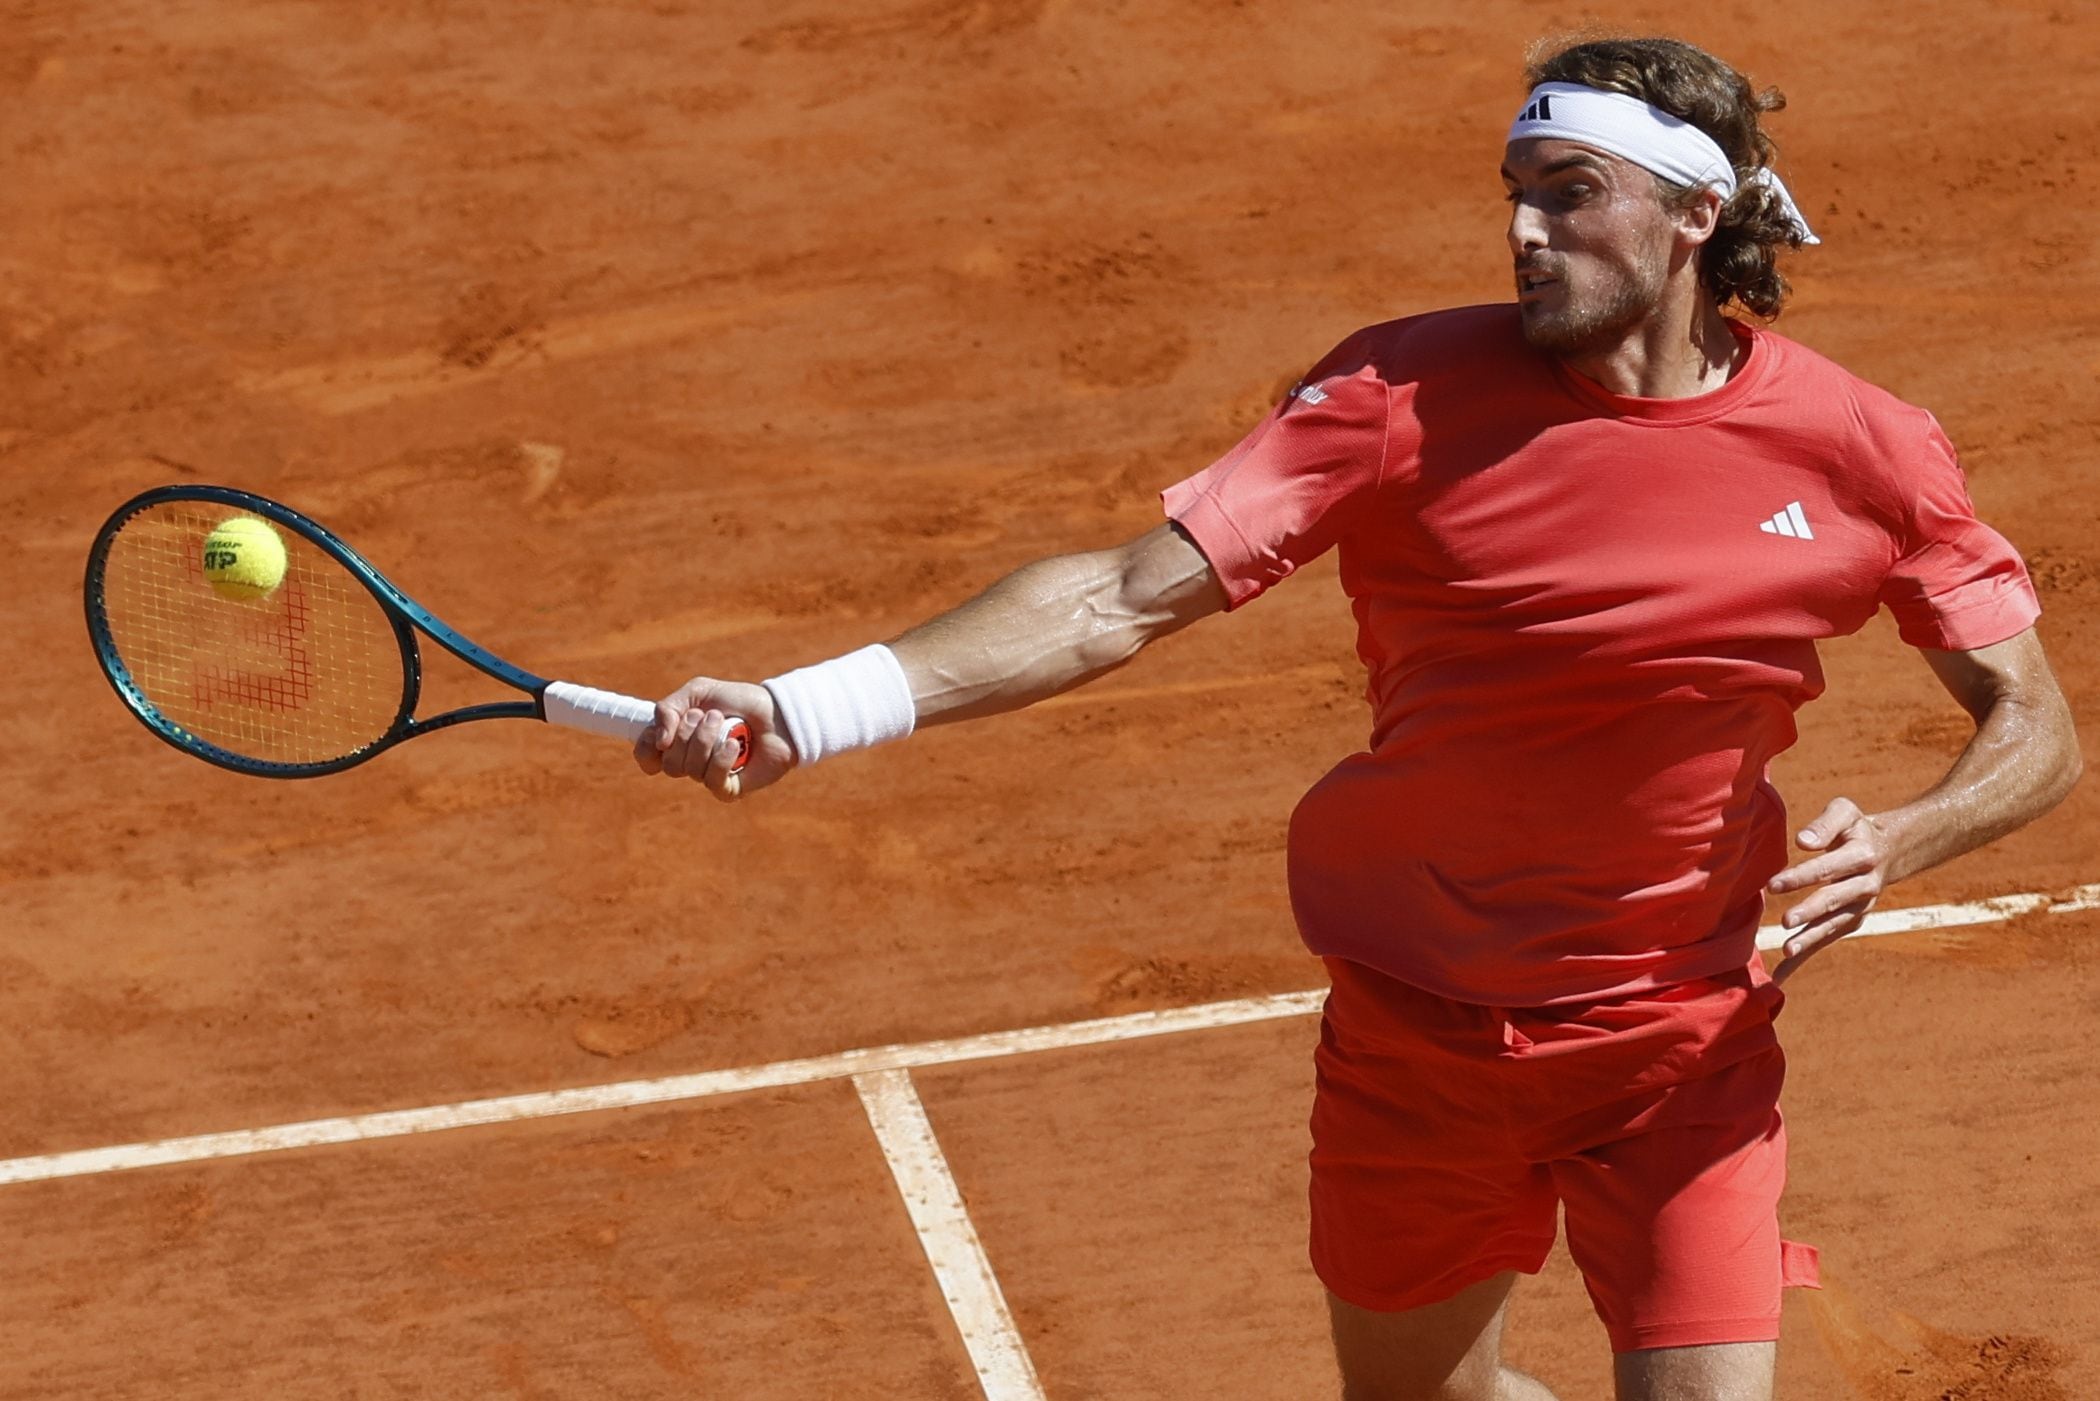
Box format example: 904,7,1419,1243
1765,626,2082,982
891,521,1226,726
635,523,1228,797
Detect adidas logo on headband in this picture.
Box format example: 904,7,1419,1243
1517,94,1554,123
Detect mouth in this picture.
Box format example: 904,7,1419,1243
1515,271,1558,299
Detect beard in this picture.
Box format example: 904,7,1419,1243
1518,251,1671,356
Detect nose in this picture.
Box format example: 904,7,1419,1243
1506,194,1548,259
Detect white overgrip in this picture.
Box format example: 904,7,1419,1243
541,681,748,769
542,681,658,742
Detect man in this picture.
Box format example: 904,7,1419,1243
634,36,2080,1401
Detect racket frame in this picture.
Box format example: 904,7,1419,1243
86,484,571,779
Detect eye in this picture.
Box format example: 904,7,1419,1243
1561,183,1594,199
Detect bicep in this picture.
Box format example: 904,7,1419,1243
1115,522,1230,638
1921,627,2066,724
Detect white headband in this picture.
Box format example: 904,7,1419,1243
1509,81,1819,246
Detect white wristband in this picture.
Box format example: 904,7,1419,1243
762,644,916,765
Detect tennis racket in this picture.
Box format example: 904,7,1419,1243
85,483,747,779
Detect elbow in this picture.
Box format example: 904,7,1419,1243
2043,704,2083,809
2058,685,2083,780
2060,738,2085,802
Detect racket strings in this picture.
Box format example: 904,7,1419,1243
97,503,406,765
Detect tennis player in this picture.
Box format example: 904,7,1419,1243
636,36,2080,1401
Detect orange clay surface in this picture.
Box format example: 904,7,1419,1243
3,2,2096,1397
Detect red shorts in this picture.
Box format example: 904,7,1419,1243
1309,952,1822,1353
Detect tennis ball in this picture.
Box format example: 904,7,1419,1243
202,516,288,601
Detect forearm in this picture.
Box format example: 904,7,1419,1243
1877,693,2082,883
890,532,1218,726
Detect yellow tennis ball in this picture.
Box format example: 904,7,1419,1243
202,516,288,601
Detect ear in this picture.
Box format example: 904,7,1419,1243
1673,183,1727,249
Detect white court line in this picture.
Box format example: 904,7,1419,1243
0,991,1324,1187
855,1070,1046,1401
0,882,2092,1188
1755,882,2098,946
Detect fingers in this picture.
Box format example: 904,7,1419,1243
659,708,711,780
1779,871,1883,935
1767,840,1875,894
636,680,726,777
1765,794,1892,984
632,696,687,775
658,707,744,795
631,676,769,800
702,717,747,804
635,684,705,775
1767,797,1875,894
1771,892,1876,984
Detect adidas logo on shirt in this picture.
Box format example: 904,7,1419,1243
1759,501,1815,540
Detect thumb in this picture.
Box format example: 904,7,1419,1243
1796,797,1859,850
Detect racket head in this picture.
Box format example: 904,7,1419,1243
85,485,422,777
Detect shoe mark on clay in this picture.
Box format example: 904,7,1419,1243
665,83,756,119
552,605,783,665
1058,327,1193,392
517,441,565,504
1896,709,1977,755
1011,232,1196,391
179,47,306,120
239,284,819,415
742,0,1049,55
485,1342,546,1401
2024,546,2098,599
1073,946,1319,1014
129,1180,215,1254
1016,231,1182,311
599,1287,696,1377
436,282,543,372
571,1001,698,1060
263,442,594,533
407,769,566,817
873,500,1005,551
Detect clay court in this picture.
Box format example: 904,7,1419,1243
4,1,2096,1397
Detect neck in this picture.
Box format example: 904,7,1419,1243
1559,285,1742,399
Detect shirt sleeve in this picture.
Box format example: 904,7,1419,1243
1876,415,2041,650
1159,337,1390,609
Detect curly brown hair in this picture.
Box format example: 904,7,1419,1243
1525,36,1808,319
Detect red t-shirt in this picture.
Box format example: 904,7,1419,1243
1163,305,2040,1006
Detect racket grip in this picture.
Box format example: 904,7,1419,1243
541,682,748,771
